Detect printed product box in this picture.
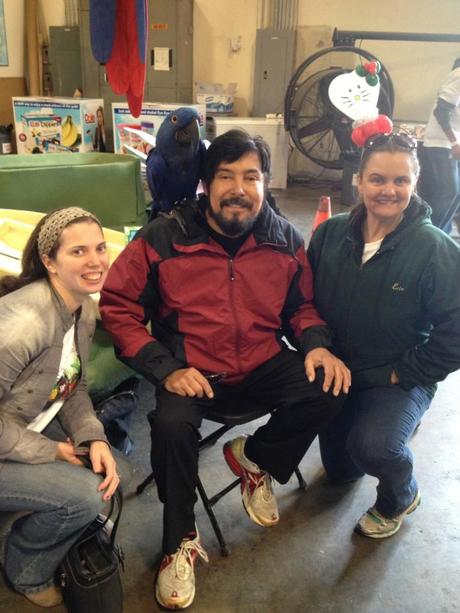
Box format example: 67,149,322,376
12,97,104,154
196,82,237,115
112,102,206,155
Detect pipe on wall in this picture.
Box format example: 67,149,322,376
25,0,41,95
266,0,298,30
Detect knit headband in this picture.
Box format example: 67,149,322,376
37,207,101,258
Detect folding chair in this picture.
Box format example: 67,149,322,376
136,403,307,556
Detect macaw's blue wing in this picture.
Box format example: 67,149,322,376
135,0,147,68
146,145,201,220
90,0,117,63
146,149,167,205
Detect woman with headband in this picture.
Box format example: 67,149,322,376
308,131,460,538
0,207,121,607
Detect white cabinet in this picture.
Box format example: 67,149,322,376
211,117,289,189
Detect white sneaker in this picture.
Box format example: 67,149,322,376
223,435,279,527
155,531,208,610
355,491,421,539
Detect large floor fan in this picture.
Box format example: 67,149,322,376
284,46,395,171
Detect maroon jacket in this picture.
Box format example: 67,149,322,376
100,199,331,386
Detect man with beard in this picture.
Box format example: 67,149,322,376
100,129,350,610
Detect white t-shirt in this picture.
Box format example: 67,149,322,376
423,67,460,149
362,239,383,264
27,324,81,433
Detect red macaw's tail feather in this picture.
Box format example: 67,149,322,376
106,0,147,117
105,0,129,94
129,0,148,105
90,0,117,64
126,89,143,119
128,0,148,99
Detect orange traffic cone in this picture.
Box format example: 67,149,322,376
312,195,331,232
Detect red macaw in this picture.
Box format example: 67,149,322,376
89,0,148,117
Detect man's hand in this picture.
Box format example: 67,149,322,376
89,441,120,501
164,368,214,399
305,348,351,396
390,370,400,385
56,440,85,466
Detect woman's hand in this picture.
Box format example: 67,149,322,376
56,441,85,466
89,441,120,501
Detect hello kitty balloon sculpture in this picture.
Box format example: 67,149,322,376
328,61,393,147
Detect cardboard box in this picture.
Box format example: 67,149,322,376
112,102,206,155
196,82,237,115
12,97,104,154
394,121,426,141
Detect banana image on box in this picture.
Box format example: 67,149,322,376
61,115,79,148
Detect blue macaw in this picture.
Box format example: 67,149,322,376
146,107,206,220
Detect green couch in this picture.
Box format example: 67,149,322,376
0,153,147,229
87,324,137,401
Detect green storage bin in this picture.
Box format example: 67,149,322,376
0,153,147,229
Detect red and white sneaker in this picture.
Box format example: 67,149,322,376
155,530,208,610
223,435,279,527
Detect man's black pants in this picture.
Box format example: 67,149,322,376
149,348,345,554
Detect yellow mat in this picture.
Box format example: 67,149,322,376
0,209,126,278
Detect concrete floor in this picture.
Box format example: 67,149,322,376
1,185,459,612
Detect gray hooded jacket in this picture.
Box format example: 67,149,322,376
0,279,107,468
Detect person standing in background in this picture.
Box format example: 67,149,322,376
419,57,460,235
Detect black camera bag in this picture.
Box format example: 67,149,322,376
58,489,124,613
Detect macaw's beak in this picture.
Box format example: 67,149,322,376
176,118,200,149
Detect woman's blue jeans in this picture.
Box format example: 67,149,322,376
0,421,131,595
319,385,432,518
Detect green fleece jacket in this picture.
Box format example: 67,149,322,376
307,196,460,395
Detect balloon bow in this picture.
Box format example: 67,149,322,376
328,60,391,147
355,61,381,86
351,61,392,147
351,114,394,148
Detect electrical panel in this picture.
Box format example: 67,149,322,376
253,29,296,117
48,26,82,97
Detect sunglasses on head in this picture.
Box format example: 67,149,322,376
363,132,418,151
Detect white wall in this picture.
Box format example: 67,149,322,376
0,0,25,77
297,0,460,121
0,0,66,79
193,0,259,116
3,1,460,121
40,0,65,31
193,0,460,121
